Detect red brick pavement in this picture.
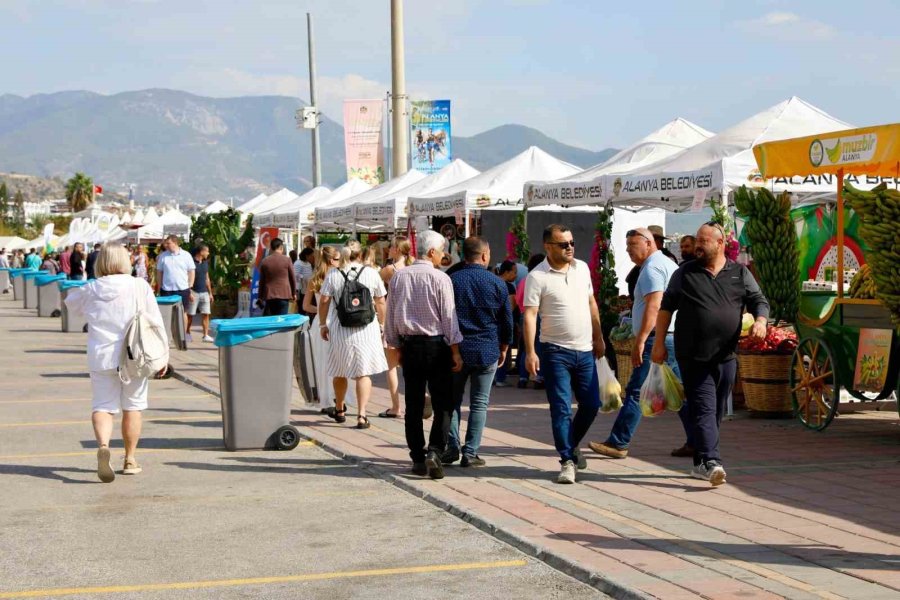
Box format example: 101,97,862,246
171,344,900,600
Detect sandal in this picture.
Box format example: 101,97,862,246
377,409,403,419
330,405,347,424
122,458,142,475
356,416,371,429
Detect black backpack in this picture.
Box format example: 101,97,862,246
336,266,375,327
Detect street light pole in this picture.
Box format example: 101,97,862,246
390,0,408,177
307,12,322,187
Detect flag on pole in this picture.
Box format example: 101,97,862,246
43,223,55,254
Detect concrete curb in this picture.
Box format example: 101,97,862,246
170,367,650,600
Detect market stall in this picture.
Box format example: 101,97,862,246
752,123,900,429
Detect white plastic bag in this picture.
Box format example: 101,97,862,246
639,362,684,417
596,357,622,412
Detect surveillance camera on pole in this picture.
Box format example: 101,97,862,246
296,107,319,130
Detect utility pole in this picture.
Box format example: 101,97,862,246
307,12,322,187
390,0,408,176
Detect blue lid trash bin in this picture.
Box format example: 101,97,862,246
0,267,10,295
10,268,36,303
156,295,188,351
58,280,88,333
212,314,308,451
35,274,67,317
21,270,48,310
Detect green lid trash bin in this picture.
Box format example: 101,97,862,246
156,295,187,351
212,314,308,451
36,274,67,317
22,270,48,310
59,280,88,332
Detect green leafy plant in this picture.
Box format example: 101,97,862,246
189,208,255,300
507,208,530,263
591,205,619,331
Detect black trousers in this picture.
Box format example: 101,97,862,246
263,299,290,316
401,336,452,463
677,358,737,466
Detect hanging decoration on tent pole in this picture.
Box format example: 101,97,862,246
709,193,740,261
590,203,619,330
507,207,530,263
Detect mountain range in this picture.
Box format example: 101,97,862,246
0,89,616,203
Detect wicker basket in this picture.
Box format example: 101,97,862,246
611,338,635,390
737,352,793,413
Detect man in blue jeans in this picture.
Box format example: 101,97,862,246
446,237,513,467
523,224,605,484
589,227,691,459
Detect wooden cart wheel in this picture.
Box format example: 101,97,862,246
790,338,839,431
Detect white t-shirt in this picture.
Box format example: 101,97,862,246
156,248,195,291
523,258,594,352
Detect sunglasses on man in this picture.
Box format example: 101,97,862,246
626,229,653,243
705,221,726,238
547,241,575,250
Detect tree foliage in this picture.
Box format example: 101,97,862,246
66,172,94,212
0,182,8,225
189,208,255,297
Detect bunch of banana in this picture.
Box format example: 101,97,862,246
849,264,877,299
734,186,800,323
844,182,900,331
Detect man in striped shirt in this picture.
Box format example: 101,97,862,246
384,229,463,480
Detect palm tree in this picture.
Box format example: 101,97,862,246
66,172,94,212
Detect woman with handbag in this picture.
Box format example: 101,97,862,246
65,243,168,483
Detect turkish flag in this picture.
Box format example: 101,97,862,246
93,185,103,195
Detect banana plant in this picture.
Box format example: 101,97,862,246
189,208,255,300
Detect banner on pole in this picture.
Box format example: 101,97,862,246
410,100,451,174
343,100,385,185
43,223,55,253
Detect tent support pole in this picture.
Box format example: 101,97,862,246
464,208,470,238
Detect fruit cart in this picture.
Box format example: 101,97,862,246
753,124,900,430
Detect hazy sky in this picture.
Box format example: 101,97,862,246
3,0,898,149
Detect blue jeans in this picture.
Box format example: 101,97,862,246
542,343,600,463
449,363,498,457
606,335,690,449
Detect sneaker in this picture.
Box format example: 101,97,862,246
589,441,628,459
97,447,115,483
494,381,509,388
422,395,433,420
516,379,529,389
557,460,576,484
425,450,444,480
122,458,142,475
691,461,727,486
202,334,214,343
573,448,588,470
440,448,460,465
411,462,427,476
185,333,193,343
533,380,546,391
671,444,694,457
461,455,485,467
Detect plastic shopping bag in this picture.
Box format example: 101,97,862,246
660,363,685,412
639,363,685,416
596,357,622,412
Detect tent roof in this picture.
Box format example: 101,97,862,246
247,188,302,215
325,169,426,210
202,200,229,214
378,159,481,207
310,179,373,212
236,193,269,213
0,236,26,249
612,97,853,209
270,186,333,216
527,118,714,206
410,147,580,213
134,209,191,240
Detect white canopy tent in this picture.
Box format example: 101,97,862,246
125,209,192,243
257,186,332,228
0,236,26,250
244,188,302,216
608,97,854,210
236,193,269,214
313,170,426,232
202,200,229,214
526,118,714,208
351,159,481,232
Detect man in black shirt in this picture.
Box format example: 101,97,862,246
70,242,85,280
651,222,768,486
86,243,102,280
187,244,214,342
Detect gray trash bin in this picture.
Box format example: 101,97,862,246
10,268,35,304
0,268,9,294
213,314,307,451
156,296,188,350
22,270,47,309
59,280,88,332
36,274,67,317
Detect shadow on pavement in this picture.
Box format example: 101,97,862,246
40,372,90,378
24,349,86,355
79,438,223,450
0,463,96,484
165,458,372,478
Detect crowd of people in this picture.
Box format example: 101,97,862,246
263,221,770,487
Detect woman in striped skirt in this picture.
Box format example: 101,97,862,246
318,240,388,429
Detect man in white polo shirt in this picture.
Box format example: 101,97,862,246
523,224,605,484
155,235,196,336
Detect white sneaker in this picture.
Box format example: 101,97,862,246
202,335,214,343
556,460,576,484
691,461,727,486
185,333,193,342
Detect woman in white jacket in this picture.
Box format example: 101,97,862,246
65,243,168,483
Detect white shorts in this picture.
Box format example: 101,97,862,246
90,369,149,414
187,291,211,316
